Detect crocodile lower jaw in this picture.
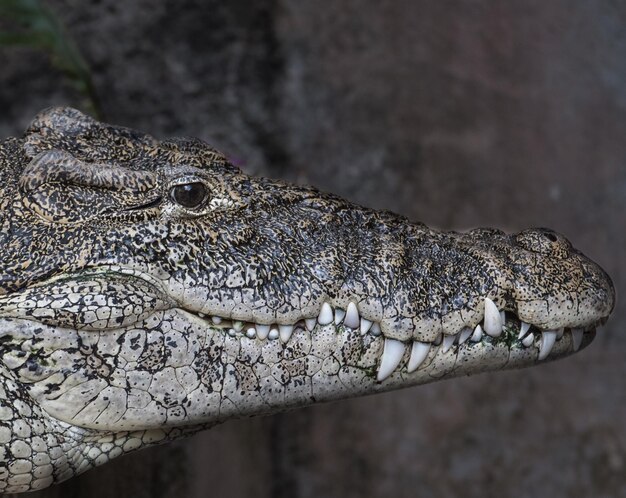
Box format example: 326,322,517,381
185,296,600,382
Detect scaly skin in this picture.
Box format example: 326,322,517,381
0,108,615,493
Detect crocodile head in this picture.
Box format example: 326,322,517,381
0,108,614,492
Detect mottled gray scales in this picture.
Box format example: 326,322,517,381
0,108,615,492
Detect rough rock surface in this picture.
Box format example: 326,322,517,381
0,1,624,497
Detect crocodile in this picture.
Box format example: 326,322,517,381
0,107,614,493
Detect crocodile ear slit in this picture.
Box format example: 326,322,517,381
19,150,157,193
123,196,163,211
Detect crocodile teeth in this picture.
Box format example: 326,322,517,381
246,327,256,339
360,318,373,335
458,327,473,345
211,316,222,325
538,330,557,360
334,308,346,325
471,324,483,342
305,318,317,331
318,303,333,325
377,338,405,381
198,312,206,318
370,322,382,336
233,321,244,332
407,341,430,372
268,328,279,340
483,298,503,337
571,328,584,351
518,321,531,339
522,333,534,347
279,324,294,343
257,324,270,340
344,302,360,328
442,334,455,353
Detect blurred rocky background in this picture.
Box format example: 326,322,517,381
0,1,625,497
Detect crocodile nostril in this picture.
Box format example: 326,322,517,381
543,232,558,242
515,228,571,257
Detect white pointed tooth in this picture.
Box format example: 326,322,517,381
211,316,222,325
407,341,431,372
556,327,564,340
538,330,557,360
305,318,317,331
344,302,360,328
483,298,503,337
518,321,531,339
334,308,346,325
268,328,279,340
228,329,236,337
458,327,472,345
442,334,455,353
246,327,256,339
377,338,406,381
318,303,333,325
257,324,270,340
279,324,294,343
522,333,534,347
571,328,584,351
198,312,206,318
360,318,373,335
370,322,382,336
471,324,483,342
233,321,244,331
500,311,506,324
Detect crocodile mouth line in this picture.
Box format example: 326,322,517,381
62,266,603,381
181,297,601,382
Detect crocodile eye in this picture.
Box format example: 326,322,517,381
170,182,208,208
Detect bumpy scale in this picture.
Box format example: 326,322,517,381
0,108,615,492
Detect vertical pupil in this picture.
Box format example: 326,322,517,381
172,183,206,208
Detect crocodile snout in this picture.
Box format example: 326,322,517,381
510,228,615,331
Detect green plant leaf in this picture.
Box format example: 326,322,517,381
0,0,102,118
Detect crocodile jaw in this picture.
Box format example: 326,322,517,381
1,299,598,434
0,232,613,432
0,299,602,493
